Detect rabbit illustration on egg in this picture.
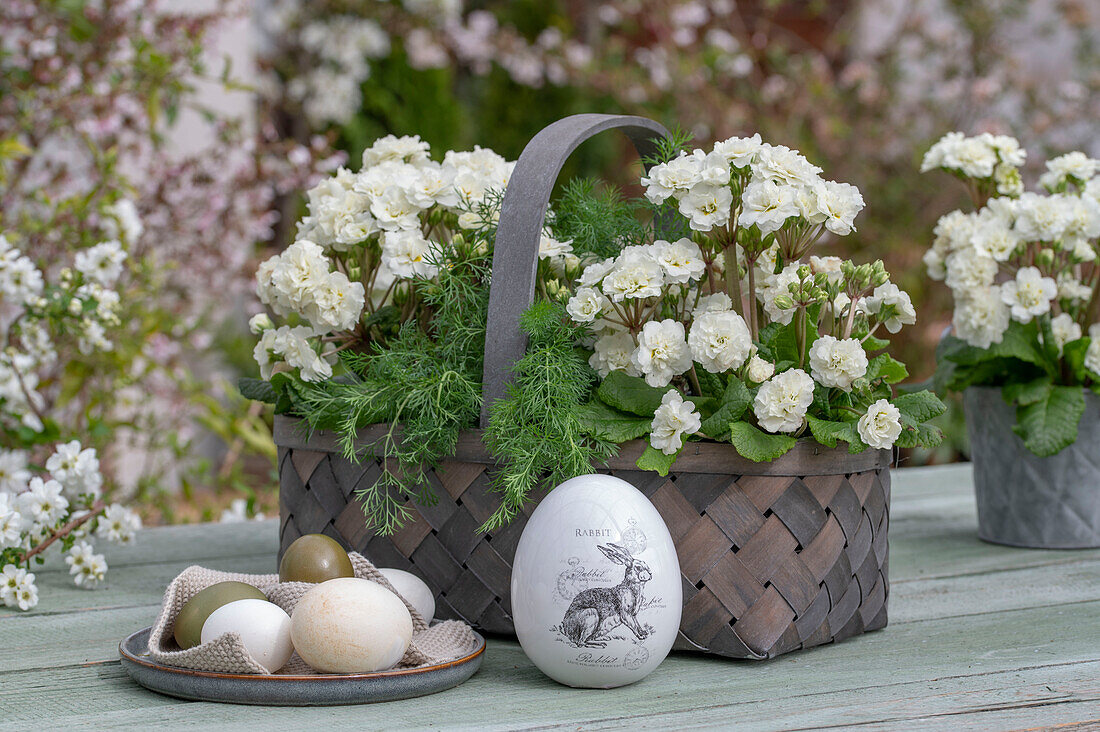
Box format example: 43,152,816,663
560,543,654,648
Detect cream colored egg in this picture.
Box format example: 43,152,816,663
379,568,435,622
291,577,413,673
200,598,294,673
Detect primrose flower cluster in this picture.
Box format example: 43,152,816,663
253,135,516,381
567,134,935,463
922,133,1100,374
0,442,141,610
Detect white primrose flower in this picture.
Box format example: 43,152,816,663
944,247,997,292
746,355,775,384
1062,195,1100,249
1013,192,1070,243
307,271,366,333
1,564,37,611
952,286,1011,349
589,331,640,378
738,179,799,234
253,325,332,382
66,541,108,589
649,389,702,455
256,239,330,319
602,249,663,302
857,399,903,449
578,257,617,287
370,187,422,231
1049,313,1083,355
74,240,127,286
361,134,431,167
652,238,706,284
808,335,868,391
1085,324,1100,376
695,149,732,186
1000,266,1057,323
971,217,1021,262
1039,151,1100,189
641,153,703,204
813,181,864,236
809,255,843,282
751,144,823,187
45,441,102,501
0,450,30,493
1058,273,1093,303
382,229,438,279
678,184,734,232
17,477,68,529
688,310,752,373
713,133,762,168
632,319,693,388
96,503,141,545
409,162,460,209
994,162,1024,196
922,132,1003,178
693,292,733,316
862,283,916,333
0,493,26,549
566,287,611,324
753,368,815,434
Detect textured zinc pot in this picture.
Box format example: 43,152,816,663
964,386,1100,549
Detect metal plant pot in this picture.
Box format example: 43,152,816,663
964,387,1100,549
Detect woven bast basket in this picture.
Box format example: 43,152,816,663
276,114,893,659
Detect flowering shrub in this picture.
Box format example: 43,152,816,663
561,134,943,476
0,439,141,610
922,132,1100,456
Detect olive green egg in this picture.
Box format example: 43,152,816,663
173,581,267,649
279,534,354,584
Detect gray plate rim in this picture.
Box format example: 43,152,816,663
118,626,486,705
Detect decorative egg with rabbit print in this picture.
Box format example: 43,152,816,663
511,474,682,688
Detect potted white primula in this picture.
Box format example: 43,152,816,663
923,131,1100,548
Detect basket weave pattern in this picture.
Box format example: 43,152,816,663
277,419,890,660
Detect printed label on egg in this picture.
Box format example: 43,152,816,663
511,474,682,689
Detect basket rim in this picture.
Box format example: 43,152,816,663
273,415,890,477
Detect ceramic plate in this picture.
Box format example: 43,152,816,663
119,627,485,706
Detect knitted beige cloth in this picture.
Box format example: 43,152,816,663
147,552,479,675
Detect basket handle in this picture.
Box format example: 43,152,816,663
480,113,671,427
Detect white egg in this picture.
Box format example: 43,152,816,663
511,474,682,688
379,568,436,622
291,577,413,673
200,598,294,674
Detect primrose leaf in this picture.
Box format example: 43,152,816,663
1012,385,1085,457
727,421,797,462
636,445,679,476
577,400,652,443
238,377,277,404
893,391,947,424
865,354,908,385
700,380,753,439
597,371,666,417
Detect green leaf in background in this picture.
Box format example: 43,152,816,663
945,321,1054,376
1002,376,1053,406
865,354,908,385
806,415,866,452
238,377,277,404
636,445,679,476
693,367,726,399
863,334,891,351
700,380,753,439
727,421,797,462
597,370,666,417
893,391,947,424
362,305,401,330
1012,385,1086,457
577,400,652,442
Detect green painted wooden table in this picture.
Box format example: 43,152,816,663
2,464,1098,731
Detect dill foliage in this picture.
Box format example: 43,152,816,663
552,178,648,259
482,301,614,531
293,236,490,534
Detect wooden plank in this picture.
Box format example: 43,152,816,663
3,600,1098,728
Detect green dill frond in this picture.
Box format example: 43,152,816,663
481,302,614,532
552,178,648,259
640,124,694,167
